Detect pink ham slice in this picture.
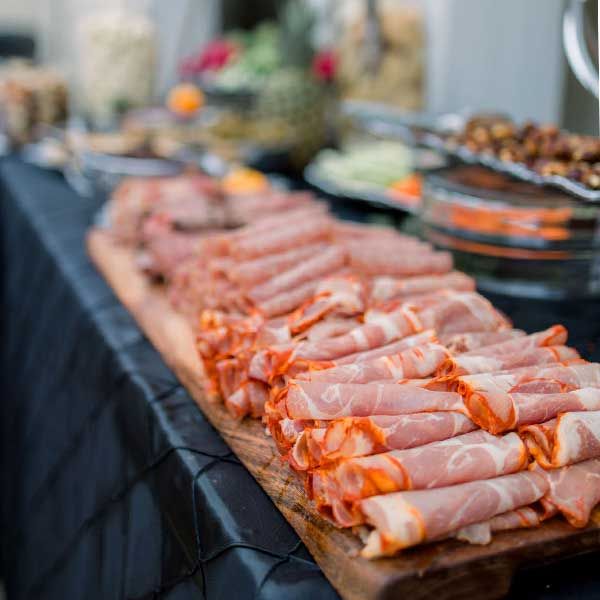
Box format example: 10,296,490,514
370,271,475,303
537,459,600,527
253,307,423,380
226,242,329,287
466,386,600,434
303,317,361,343
520,410,600,468
416,292,510,335
358,470,548,557
247,246,347,303
226,204,328,240
297,343,449,384
282,380,466,419
310,431,527,527
288,277,364,335
454,506,546,545
440,330,526,354
348,246,453,277
332,330,437,366
289,412,476,470
456,361,600,401
459,325,567,358
290,308,422,361
256,280,321,318
228,215,333,259
438,345,580,378
225,380,269,419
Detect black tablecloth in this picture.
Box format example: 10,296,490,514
1,158,600,600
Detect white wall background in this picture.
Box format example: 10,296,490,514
424,0,566,123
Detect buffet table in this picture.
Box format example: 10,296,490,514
1,157,600,599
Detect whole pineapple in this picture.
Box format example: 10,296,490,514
255,0,327,167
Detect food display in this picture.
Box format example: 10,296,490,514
181,23,281,94
0,60,68,145
424,114,600,200
306,140,443,212
179,2,330,168
96,170,600,564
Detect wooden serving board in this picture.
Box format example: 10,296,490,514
88,229,600,600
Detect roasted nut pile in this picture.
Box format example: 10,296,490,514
446,116,600,189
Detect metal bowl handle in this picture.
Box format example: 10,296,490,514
563,0,599,98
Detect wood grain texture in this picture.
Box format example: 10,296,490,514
88,229,600,600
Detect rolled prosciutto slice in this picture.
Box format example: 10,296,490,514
282,381,466,420
417,292,510,335
520,410,600,468
225,380,269,419
248,309,422,382
440,330,526,354
359,470,548,557
311,431,527,513
288,277,365,335
538,459,600,527
456,361,600,401
333,330,437,366
256,279,321,318
298,343,449,384
465,384,600,434
370,272,475,303
228,215,332,259
227,242,329,287
303,317,361,343
460,325,567,358
349,247,453,277
439,345,579,378
454,506,545,545
289,412,476,470
247,246,347,304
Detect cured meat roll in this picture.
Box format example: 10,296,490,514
520,411,600,468
225,380,269,419
347,245,452,277
246,246,347,304
454,506,547,545
288,277,365,335
289,412,477,470
310,431,528,526
227,242,329,287
228,215,333,259
281,381,466,419
297,343,449,384
332,331,437,366
416,292,510,335
466,387,600,434
538,459,600,527
456,361,600,400
458,325,567,358
369,272,475,303
440,330,526,354
250,308,422,380
439,345,579,378
358,470,548,557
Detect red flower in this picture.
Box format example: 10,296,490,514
312,50,337,83
179,39,237,78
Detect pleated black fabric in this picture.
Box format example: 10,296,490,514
0,157,599,599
